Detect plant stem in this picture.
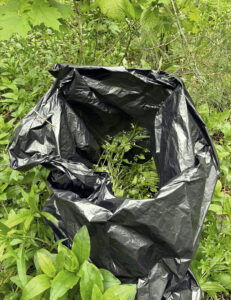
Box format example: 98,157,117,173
170,0,202,79
73,0,86,65
120,20,133,65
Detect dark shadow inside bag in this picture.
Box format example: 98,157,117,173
9,64,219,300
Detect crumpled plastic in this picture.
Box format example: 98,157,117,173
9,64,219,300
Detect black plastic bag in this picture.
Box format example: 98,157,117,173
9,64,219,300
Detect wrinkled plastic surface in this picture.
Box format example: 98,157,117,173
9,64,219,300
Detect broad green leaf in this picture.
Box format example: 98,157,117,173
122,0,135,19
72,226,90,266
54,250,65,272
50,270,79,300
37,251,56,277
11,275,24,289
49,0,74,18
80,261,104,300
34,248,56,271
17,244,27,287
22,274,51,300
218,274,231,289
92,284,103,300
0,0,21,14
140,7,159,29
99,0,127,20
100,269,121,291
29,0,62,30
209,204,222,215
58,244,79,272
103,284,137,300
0,12,30,40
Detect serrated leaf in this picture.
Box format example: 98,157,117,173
99,0,126,20
29,0,62,30
50,270,79,300
103,284,137,300
0,12,30,40
140,7,159,29
17,244,27,287
72,226,90,266
37,251,56,277
0,0,21,14
49,0,74,18
80,261,104,300
100,269,121,291
21,274,51,300
122,0,135,19
92,284,103,300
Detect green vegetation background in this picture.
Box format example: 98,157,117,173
0,0,230,299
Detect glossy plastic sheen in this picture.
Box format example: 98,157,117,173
9,64,219,300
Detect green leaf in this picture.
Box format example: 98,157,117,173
0,0,21,14
29,0,62,30
140,7,159,29
22,274,51,300
58,244,79,272
80,261,104,300
0,221,10,234
49,0,74,18
37,250,56,278
100,269,121,291
3,292,19,300
0,12,30,40
54,250,65,272
23,215,34,231
21,187,38,212
41,211,57,224
218,274,231,289
17,244,27,287
200,281,226,293
5,210,30,228
50,270,80,300
209,204,223,215
92,284,103,300
99,0,129,20
72,226,90,266
103,284,137,300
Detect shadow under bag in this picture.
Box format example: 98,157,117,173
9,64,219,300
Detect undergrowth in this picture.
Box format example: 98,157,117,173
0,0,231,298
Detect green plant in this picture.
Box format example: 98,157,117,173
0,0,230,298
0,224,136,299
191,106,231,299
94,124,159,199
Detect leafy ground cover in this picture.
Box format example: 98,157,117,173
0,0,231,299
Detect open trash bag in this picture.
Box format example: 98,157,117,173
9,64,219,300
